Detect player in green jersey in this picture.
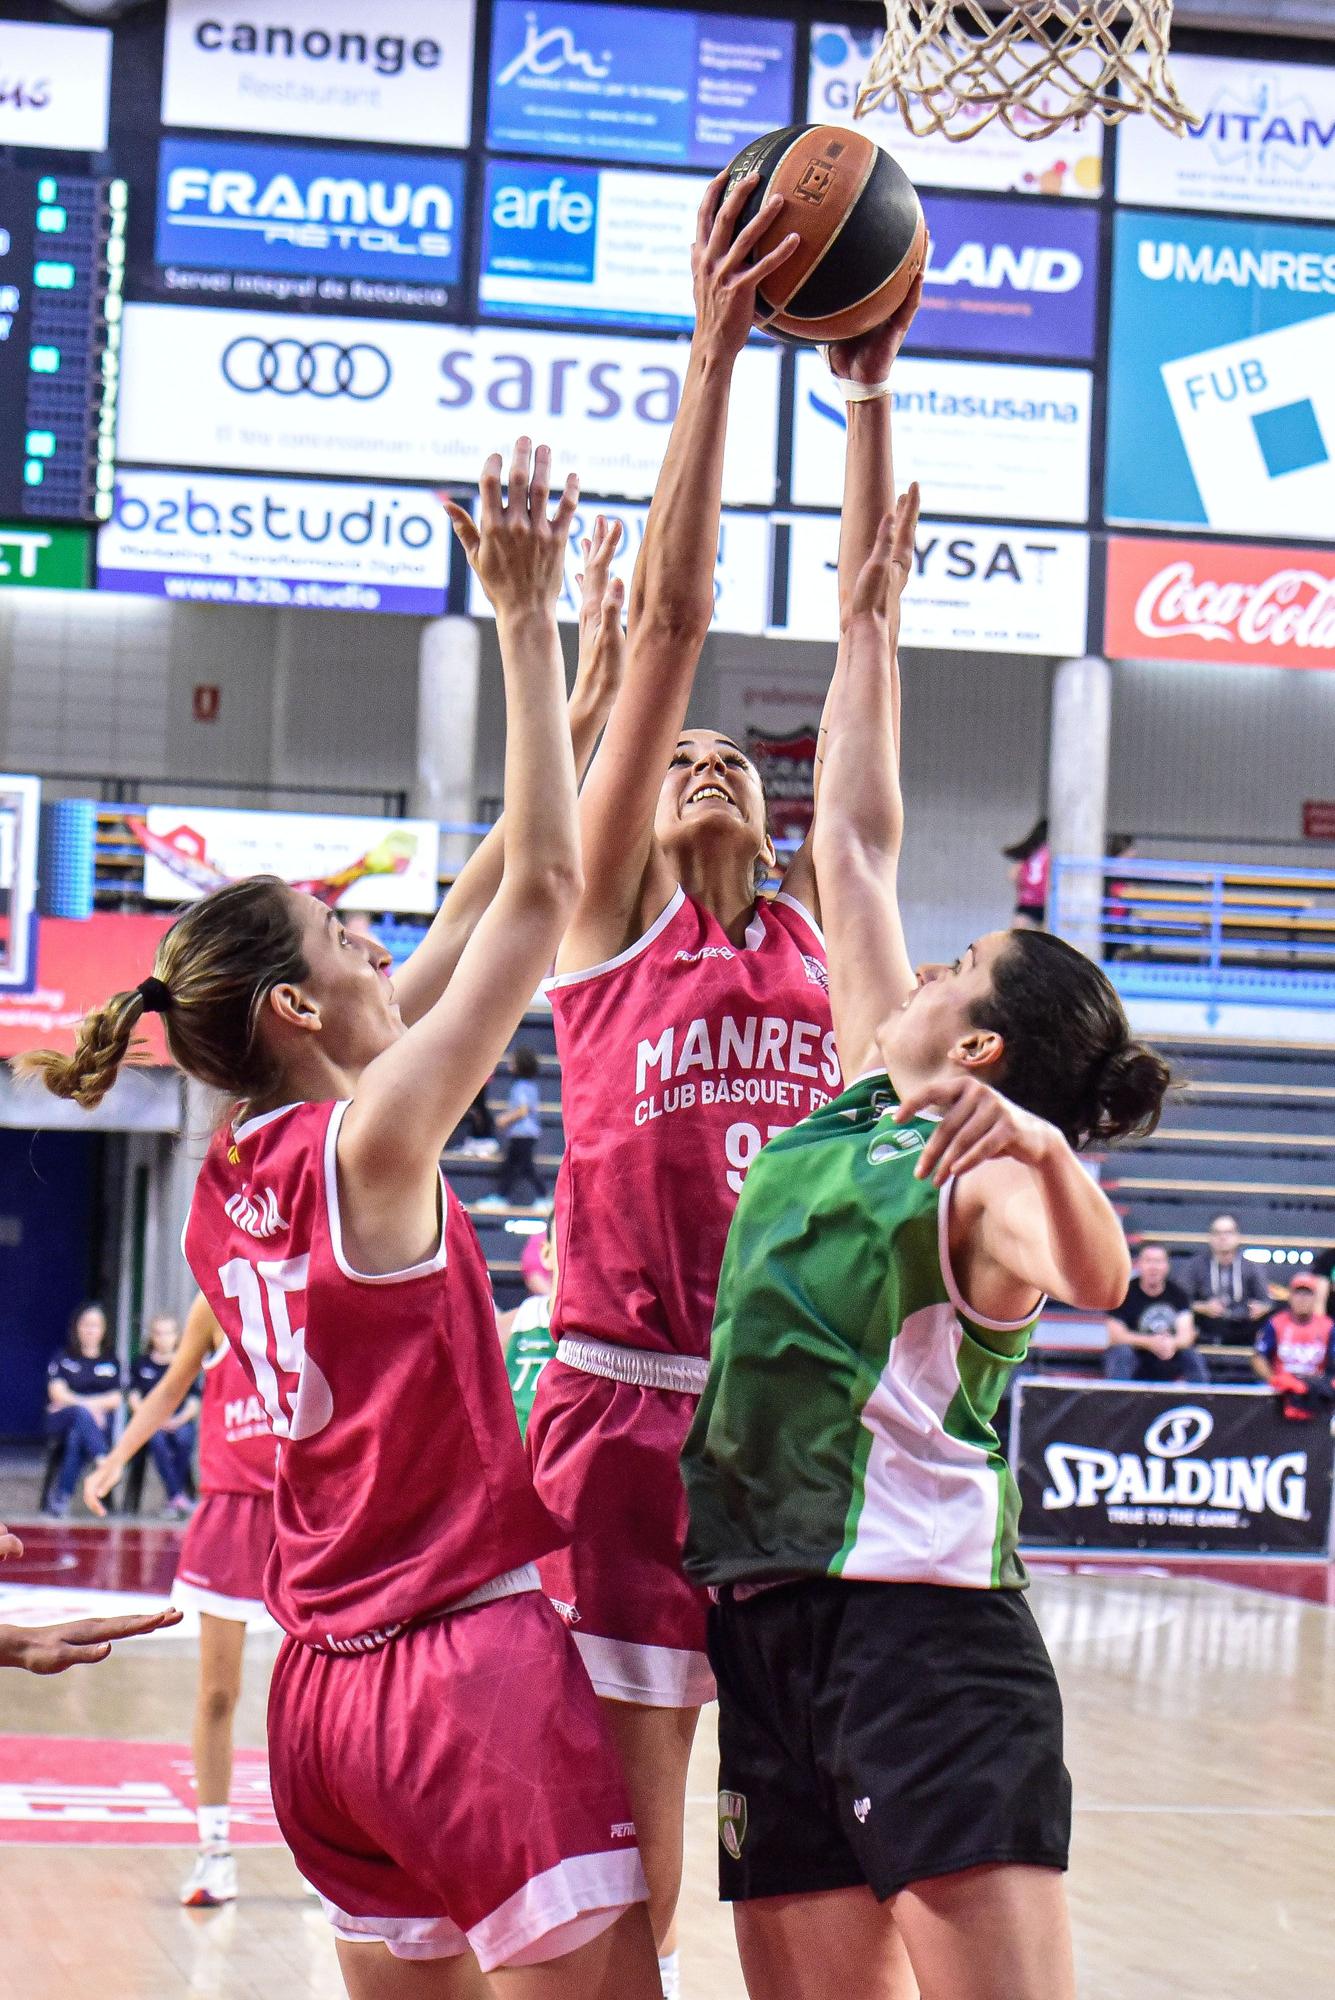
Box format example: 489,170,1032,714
683,490,1172,2000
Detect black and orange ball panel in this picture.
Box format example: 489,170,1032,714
725,123,927,343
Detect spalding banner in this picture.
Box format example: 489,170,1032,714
1012,1382,1333,1554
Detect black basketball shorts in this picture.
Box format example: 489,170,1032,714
708,1576,1071,1902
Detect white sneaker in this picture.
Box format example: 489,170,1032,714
180,1847,238,1907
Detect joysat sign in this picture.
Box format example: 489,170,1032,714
1105,537,1335,670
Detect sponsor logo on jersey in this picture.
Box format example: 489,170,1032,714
550,1598,580,1625
868,1126,925,1166
718,1789,748,1860
801,953,829,991
224,1186,289,1239
675,946,735,963
853,1795,871,1823
609,1819,637,1840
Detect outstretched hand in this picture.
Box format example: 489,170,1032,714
2,1607,184,1675
849,483,920,623
826,259,927,386
691,170,799,362
574,514,626,716
894,1075,1058,1188
440,438,579,619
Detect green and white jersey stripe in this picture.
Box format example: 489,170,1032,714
682,1072,1039,1592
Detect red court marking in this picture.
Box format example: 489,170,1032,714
0,1736,279,1846
3,1523,183,1597
1029,1552,1335,1607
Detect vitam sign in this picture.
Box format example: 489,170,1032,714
1104,537,1335,670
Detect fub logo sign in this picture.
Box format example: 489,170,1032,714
718,1790,748,1861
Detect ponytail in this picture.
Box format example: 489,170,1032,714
14,988,151,1110
972,929,1174,1151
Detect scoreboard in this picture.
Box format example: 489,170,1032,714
0,171,125,524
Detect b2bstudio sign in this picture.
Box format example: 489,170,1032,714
0,20,111,153
161,0,475,148
155,138,464,309
117,305,780,505
1014,1382,1333,1554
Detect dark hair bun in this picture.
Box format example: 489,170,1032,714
1088,1041,1174,1146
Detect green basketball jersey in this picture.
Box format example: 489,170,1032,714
682,1072,1038,1591
505,1296,557,1439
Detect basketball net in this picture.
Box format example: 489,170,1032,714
856,0,1195,140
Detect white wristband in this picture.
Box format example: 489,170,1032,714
819,349,895,402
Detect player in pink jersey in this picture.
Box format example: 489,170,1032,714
25,440,658,2000
86,1291,279,1908
526,172,926,1987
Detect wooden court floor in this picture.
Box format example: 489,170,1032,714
1,1555,1332,1999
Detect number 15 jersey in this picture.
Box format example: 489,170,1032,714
545,886,838,1360
185,1098,564,1650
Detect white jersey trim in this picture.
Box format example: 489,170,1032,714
938,1177,1045,1335
323,1100,450,1286
772,889,827,951
467,1848,647,1971
232,1102,303,1144
573,1630,716,1708
543,885,686,992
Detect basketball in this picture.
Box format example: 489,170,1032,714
723,123,926,344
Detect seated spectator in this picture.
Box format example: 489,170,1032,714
450,1082,499,1159
1104,1243,1207,1383
44,1304,122,1518
1253,1274,1335,1394
1183,1215,1272,1347
128,1314,198,1518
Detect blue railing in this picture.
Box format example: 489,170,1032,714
1050,855,1335,1010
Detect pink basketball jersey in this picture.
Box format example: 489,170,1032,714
197,1337,277,1498
546,888,838,1359
185,1099,565,1649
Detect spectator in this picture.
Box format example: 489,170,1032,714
1253,1274,1335,1390
497,1214,559,1440
1104,1243,1207,1383
44,1304,122,1518
1309,1246,1334,1316
128,1315,198,1518
1003,816,1049,930
1183,1215,1272,1347
451,1082,500,1159
482,1043,546,1210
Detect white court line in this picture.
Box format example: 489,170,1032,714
686,1796,1335,1817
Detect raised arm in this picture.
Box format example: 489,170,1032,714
390,515,626,1027
812,489,921,1080
337,441,582,1267
557,175,797,972
786,275,924,920
83,1295,219,1517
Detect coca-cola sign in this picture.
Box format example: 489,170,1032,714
1105,537,1335,670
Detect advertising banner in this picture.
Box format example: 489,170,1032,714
806,21,1103,198
1105,211,1335,538
1104,536,1335,671
780,515,1089,656
0,20,111,153
1116,52,1335,223
154,138,465,311
1013,1382,1334,1555
479,160,705,330
161,0,475,148
0,525,90,591
136,807,441,916
98,472,450,616
915,195,1100,360
791,351,1092,523
487,0,795,166
117,305,782,505
0,914,170,1059
467,499,771,632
